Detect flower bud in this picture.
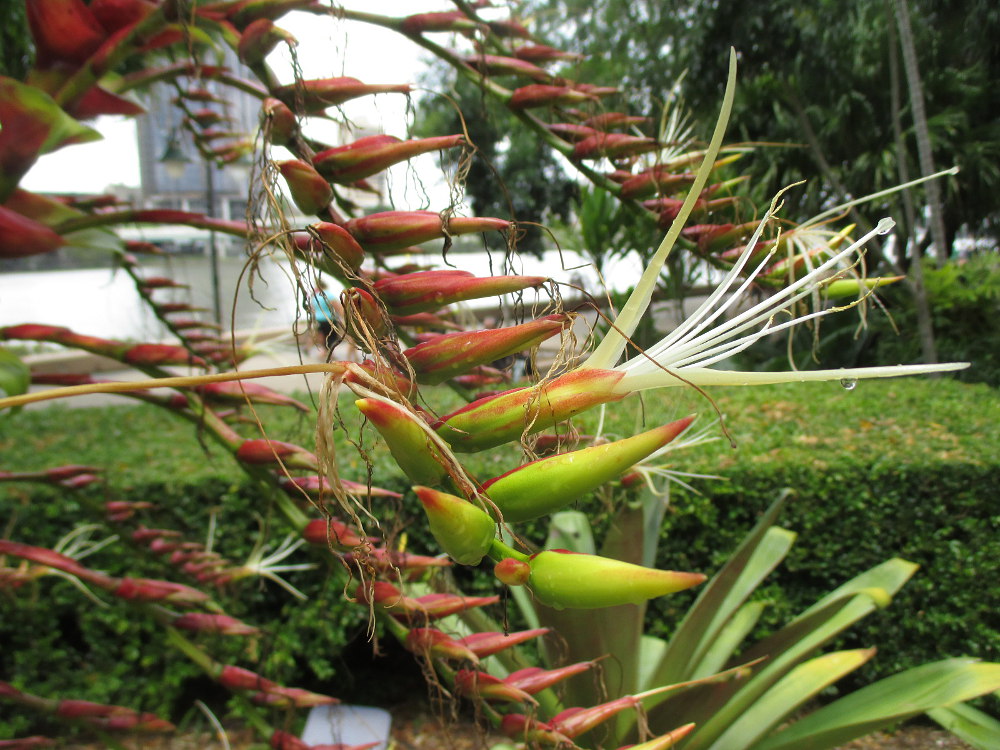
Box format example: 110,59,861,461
404,315,567,385
262,97,296,146
413,486,495,565
612,724,696,750
274,78,411,114
513,44,582,63
356,399,449,486
277,159,332,215
0,207,67,259
123,343,208,368
374,269,542,316
823,276,905,299
525,550,705,609
619,170,696,201
547,122,601,142
457,628,550,658
218,665,276,692
172,613,259,636
508,85,596,110
572,133,659,161
251,686,337,708
465,55,551,81
26,0,106,65
347,212,510,254
237,19,296,65
342,287,388,338
455,670,535,704
494,558,531,586
301,518,370,549
193,381,310,412
505,663,594,694
308,221,365,271
433,368,626,452
280,474,401,500
483,417,694,522
113,577,209,604
313,134,465,184
405,628,479,663
235,439,318,470
400,11,479,34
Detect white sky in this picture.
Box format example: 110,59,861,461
20,0,450,194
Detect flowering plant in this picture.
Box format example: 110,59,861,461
0,1,996,749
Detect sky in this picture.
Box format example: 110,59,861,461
19,0,443,195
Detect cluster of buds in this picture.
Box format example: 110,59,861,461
0,681,173,733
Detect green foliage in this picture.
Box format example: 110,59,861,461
861,254,1000,385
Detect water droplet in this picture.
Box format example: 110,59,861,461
840,378,858,391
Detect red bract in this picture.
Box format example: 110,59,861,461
113,577,209,604
373,269,543,317
278,159,332,215
26,0,106,66
618,170,696,200
273,78,411,114
279,475,401,500
235,439,318,470
0,737,55,748
403,314,567,385
251,686,338,708
313,134,465,185
172,613,259,636
346,211,510,253
464,54,551,81
455,670,535,704
237,19,296,65
122,343,208,368
301,518,371,549
572,133,660,161
0,540,92,580
456,628,550,658
194,381,310,412
513,44,582,63
508,85,596,110
0,207,66,258
400,11,479,34
405,628,478,663
582,112,650,129
218,665,277,692
307,222,366,272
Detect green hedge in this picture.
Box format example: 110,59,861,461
1,378,997,734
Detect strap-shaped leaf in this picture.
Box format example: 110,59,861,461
927,697,1000,750
690,600,768,680
755,660,1000,750
706,649,876,750
652,491,794,688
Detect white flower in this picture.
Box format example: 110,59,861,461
585,190,968,393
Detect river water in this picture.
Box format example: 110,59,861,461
0,250,647,343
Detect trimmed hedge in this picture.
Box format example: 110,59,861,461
1,378,997,733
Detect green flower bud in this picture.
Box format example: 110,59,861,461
414,486,495,565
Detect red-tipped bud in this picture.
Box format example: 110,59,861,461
113,577,209,604
0,540,96,581
262,97,296,146
172,613,259,636
237,19,296,65
414,487,495,565
390,312,462,331
488,19,532,38
508,85,596,110
122,343,208,368
403,315,567,385
235,439,318,470
279,474,401,500
434,369,626,452
457,628,551,658
342,287,388,338
218,665,277,692
26,0,106,66
251,687,338,708
464,54,551,81
193,381,310,412
313,134,465,185
583,112,650,130
573,133,660,161
494,558,531,586
405,628,479,663
400,11,479,34
547,123,601,142
308,222,365,272
525,550,705,610
417,592,499,620
355,399,449,486
455,670,535,704
483,417,694,522
274,78,411,114
513,44,583,63
373,269,543,317
301,518,370,549
278,159,332,215
619,170,696,200
506,663,595,694
0,207,67,258
346,211,510,254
